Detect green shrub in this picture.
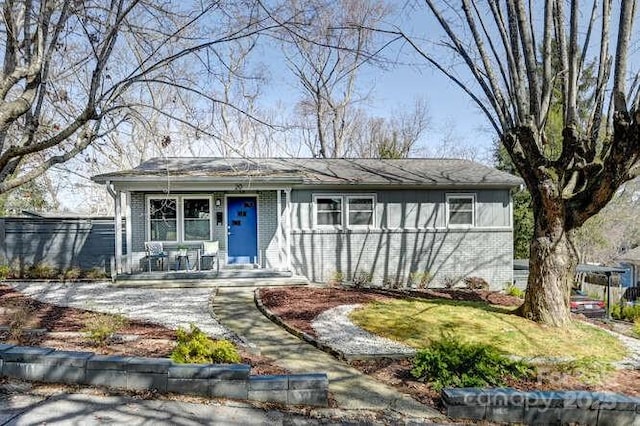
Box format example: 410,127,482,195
554,356,614,385
634,318,640,338
611,303,640,321
411,334,534,391
26,262,59,279
171,324,241,364
0,265,10,280
408,271,432,289
83,312,128,346
504,283,525,299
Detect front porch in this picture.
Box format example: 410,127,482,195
113,267,309,288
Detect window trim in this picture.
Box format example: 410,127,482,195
346,195,376,228
446,193,476,228
146,195,213,243
312,193,377,229
313,194,343,229
147,196,179,242
181,195,213,242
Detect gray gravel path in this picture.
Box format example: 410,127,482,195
311,304,415,357
8,282,232,338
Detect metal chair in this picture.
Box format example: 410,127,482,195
199,241,219,274
144,241,168,272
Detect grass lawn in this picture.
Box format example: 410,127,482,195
350,299,625,362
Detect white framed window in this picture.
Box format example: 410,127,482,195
313,194,376,229
183,197,212,241
147,195,213,242
148,197,178,241
347,196,375,227
446,193,475,227
314,195,342,227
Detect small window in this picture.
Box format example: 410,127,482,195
447,194,474,227
347,196,374,226
315,196,342,226
183,198,211,241
149,198,177,241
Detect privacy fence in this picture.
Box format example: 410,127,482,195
0,216,121,275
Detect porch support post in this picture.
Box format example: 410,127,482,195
284,188,291,271
125,191,133,274
276,189,283,270
113,187,123,275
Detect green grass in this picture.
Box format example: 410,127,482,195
350,299,625,362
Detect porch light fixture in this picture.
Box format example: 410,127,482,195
215,198,222,207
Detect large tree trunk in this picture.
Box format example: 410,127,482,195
519,204,576,327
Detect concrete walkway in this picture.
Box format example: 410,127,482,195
212,287,442,421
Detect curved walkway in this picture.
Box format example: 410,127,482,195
212,287,441,420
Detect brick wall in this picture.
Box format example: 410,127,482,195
290,228,513,289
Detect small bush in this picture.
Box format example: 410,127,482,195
83,267,108,279
6,300,34,343
171,324,241,364
351,271,373,288
611,303,640,322
411,334,534,391
408,271,432,289
554,356,614,385
441,275,457,289
26,262,59,280
634,318,640,337
62,267,82,281
463,276,489,290
327,271,344,287
504,283,525,299
83,312,128,346
0,265,10,280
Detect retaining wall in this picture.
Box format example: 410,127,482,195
443,387,640,424
0,344,328,407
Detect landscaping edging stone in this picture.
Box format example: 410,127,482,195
0,344,328,407
442,387,640,425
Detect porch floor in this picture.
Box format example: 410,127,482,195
113,268,309,288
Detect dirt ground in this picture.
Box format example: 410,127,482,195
0,284,286,375
259,286,640,406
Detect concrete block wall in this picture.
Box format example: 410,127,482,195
0,344,328,407
442,387,640,424
290,228,513,289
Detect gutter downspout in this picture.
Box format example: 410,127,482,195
106,181,123,278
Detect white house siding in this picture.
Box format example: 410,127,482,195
289,188,513,288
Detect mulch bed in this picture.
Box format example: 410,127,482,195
258,286,640,407
0,284,286,375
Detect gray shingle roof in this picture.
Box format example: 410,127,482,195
92,157,522,187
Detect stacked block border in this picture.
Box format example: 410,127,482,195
0,344,328,407
443,387,640,425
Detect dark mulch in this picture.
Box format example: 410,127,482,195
259,287,392,337
0,284,287,375
259,285,640,406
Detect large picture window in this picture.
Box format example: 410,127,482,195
447,194,475,227
149,198,178,241
183,198,211,241
147,195,213,242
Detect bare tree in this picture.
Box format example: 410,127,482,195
0,0,289,195
281,0,390,158
375,1,640,326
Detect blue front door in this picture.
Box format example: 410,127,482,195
227,196,258,264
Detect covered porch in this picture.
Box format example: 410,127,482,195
91,161,302,283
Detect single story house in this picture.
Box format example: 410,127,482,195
91,157,522,288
